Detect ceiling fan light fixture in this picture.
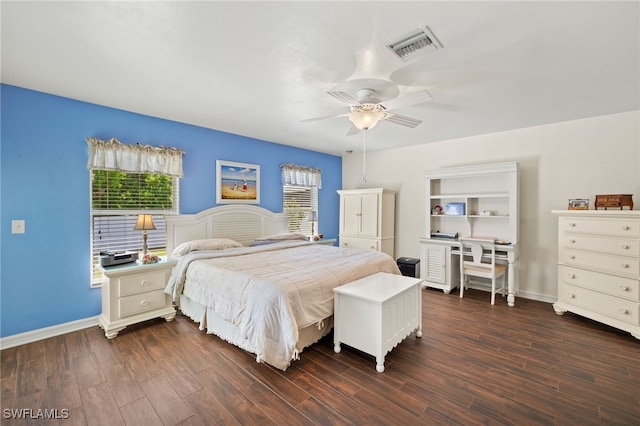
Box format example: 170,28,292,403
386,26,443,62
349,107,385,130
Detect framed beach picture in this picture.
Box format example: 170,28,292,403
216,160,260,204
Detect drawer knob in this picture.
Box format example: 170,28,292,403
140,300,148,307
622,245,630,250
567,273,576,279
621,264,630,269
569,223,576,227
568,293,575,299
569,239,576,244
569,255,576,260
140,280,149,286
619,285,630,292
619,308,629,315
622,225,630,230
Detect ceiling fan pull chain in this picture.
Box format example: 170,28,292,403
362,129,367,183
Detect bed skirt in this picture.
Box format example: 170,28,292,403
177,294,333,369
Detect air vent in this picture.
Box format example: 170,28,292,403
386,26,443,62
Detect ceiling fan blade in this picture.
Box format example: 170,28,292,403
383,113,422,128
328,91,361,106
301,111,350,122
380,90,432,111
346,124,360,136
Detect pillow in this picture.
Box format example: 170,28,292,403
250,232,308,246
171,238,243,258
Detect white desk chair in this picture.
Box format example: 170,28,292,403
459,238,507,305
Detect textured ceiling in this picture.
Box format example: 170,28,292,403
2,1,639,155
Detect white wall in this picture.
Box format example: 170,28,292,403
342,111,640,302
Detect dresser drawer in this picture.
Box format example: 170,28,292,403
559,217,640,237
560,248,640,276
561,234,640,257
559,265,640,302
119,290,168,318
340,236,379,252
118,271,168,297
559,284,639,325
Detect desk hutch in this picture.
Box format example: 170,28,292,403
420,162,520,306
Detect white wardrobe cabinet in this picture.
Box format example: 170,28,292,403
337,188,396,258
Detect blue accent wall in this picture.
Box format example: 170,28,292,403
0,84,342,338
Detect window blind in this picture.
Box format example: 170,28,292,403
283,185,318,234
90,169,179,285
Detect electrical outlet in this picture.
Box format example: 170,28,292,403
11,220,25,234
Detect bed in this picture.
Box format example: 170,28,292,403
164,205,401,370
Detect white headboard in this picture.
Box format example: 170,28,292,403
165,205,287,254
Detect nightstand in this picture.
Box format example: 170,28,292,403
310,238,337,246
98,259,177,338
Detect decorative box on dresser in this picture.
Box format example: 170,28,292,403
98,259,177,338
552,210,640,340
337,188,396,258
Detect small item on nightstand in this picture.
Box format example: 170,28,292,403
141,253,159,264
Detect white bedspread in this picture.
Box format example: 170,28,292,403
165,241,401,369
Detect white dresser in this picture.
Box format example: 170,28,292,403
98,259,177,338
337,188,396,258
552,210,639,340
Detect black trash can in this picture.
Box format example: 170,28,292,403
397,257,420,278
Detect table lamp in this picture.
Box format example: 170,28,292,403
134,214,156,254
307,210,318,236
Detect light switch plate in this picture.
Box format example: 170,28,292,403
12,220,25,234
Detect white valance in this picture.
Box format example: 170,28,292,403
281,163,322,188
86,137,185,177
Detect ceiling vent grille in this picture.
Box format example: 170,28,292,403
386,26,443,62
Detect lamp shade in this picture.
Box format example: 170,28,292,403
348,110,384,130
307,210,318,222
134,214,156,231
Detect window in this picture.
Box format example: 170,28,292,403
90,170,179,286
86,137,184,287
283,185,318,235
280,163,322,236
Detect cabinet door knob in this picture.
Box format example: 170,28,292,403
619,285,630,292
619,308,629,315
140,300,148,307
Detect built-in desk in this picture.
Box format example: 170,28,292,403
420,238,520,306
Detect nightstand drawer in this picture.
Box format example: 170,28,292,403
118,271,167,297
119,290,167,318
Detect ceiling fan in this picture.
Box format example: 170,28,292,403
303,87,433,135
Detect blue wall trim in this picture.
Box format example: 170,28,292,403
0,84,342,338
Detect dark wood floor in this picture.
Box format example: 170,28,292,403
2,288,639,425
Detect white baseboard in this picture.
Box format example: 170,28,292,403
0,316,99,350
